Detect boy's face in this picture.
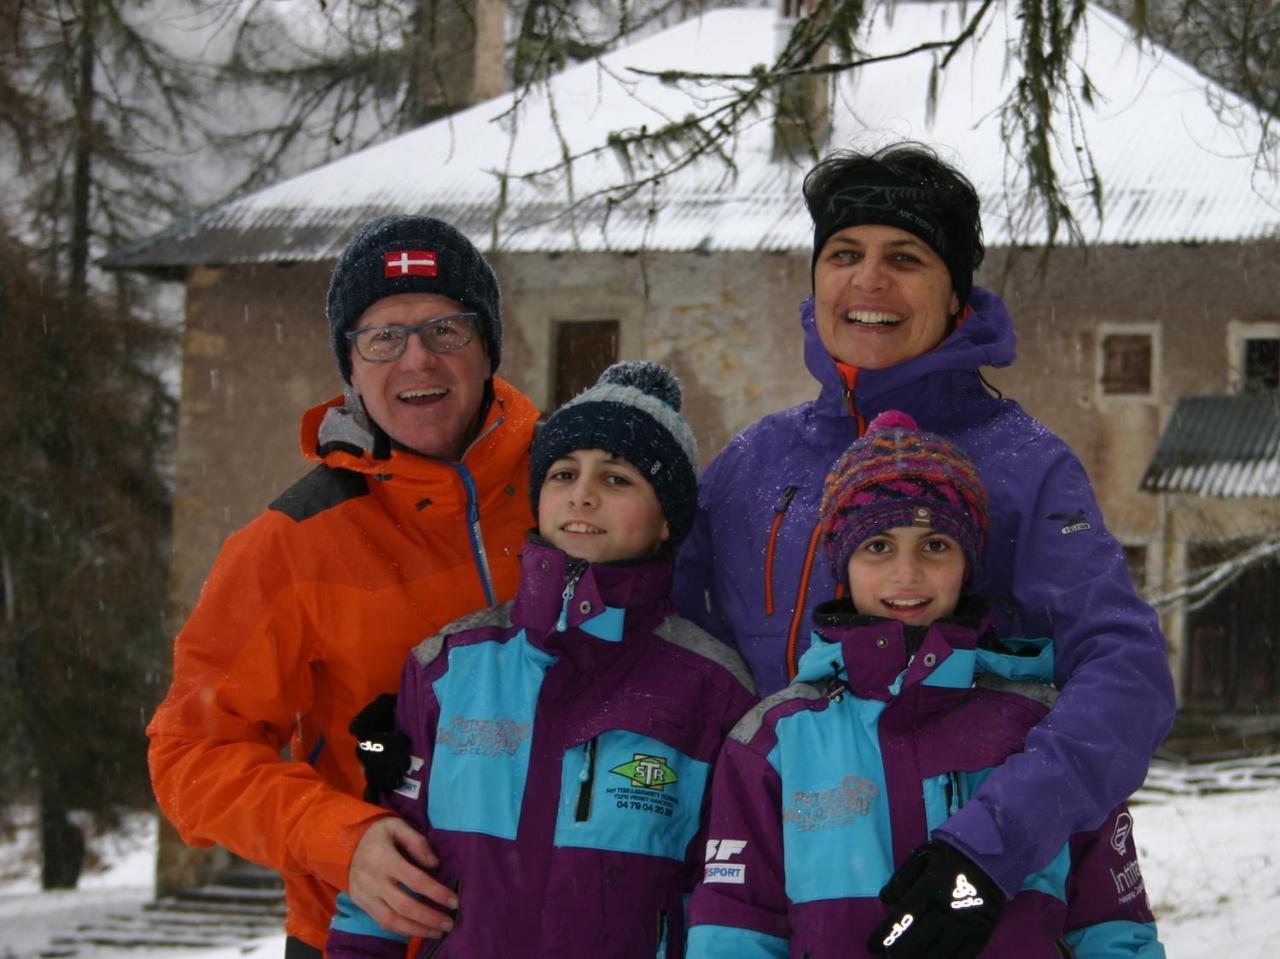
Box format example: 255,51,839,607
845,526,965,626
538,449,670,564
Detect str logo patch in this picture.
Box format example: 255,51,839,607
610,754,679,790
1047,509,1092,535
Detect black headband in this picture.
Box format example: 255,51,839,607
811,180,975,311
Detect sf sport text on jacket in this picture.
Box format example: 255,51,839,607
147,379,539,949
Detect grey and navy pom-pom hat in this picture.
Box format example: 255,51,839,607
327,215,502,383
530,361,700,549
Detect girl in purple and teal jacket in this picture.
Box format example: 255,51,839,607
687,412,1163,959
327,362,756,959
674,143,1175,946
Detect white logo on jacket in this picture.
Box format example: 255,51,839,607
703,839,748,884
950,873,984,910
393,755,427,800
1111,811,1133,855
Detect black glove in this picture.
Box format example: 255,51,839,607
349,693,412,802
867,841,1006,958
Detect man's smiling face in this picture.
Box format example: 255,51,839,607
349,293,489,460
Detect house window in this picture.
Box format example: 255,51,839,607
1101,333,1153,395
553,320,619,407
1122,544,1148,593
1243,337,1280,393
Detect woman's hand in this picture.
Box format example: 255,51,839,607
867,841,1005,958
348,818,458,939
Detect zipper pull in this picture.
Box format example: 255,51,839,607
575,737,598,821
775,485,798,514
557,559,587,632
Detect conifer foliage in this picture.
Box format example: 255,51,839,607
0,226,174,889
0,0,184,889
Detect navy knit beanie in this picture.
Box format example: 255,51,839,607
327,215,502,383
530,362,699,549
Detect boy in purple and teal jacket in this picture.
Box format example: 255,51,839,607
687,411,1163,959
327,362,756,959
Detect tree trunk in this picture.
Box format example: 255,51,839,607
67,0,97,313
40,788,86,889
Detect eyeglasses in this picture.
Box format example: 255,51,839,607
346,313,478,362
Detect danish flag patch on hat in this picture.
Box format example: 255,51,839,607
384,250,438,277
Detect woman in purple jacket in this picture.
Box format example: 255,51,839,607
673,142,1175,957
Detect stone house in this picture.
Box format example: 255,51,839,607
106,0,1280,883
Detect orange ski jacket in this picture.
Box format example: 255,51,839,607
147,378,539,948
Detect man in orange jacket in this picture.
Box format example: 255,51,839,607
147,216,540,958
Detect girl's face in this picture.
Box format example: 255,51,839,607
846,526,966,626
813,224,959,370
538,449,669,564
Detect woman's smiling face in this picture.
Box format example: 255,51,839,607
813,223,959,371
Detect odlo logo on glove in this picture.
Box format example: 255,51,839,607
881,913,914,948
950,874,983,910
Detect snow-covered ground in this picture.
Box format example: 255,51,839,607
0,787,1276,957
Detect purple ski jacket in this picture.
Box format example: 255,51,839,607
673,287,1176,895
327,538,757,959
686,599,1163,958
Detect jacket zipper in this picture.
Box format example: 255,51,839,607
781,374,869,678
556,559,588,632
421,879,462,958
763,485,798,616
784,521,824,681
574,737,597,821
454,463,497,606
841,365,868,435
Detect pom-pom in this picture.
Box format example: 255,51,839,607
597,360,683,411
866,410,918,434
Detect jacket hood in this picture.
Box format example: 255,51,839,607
299,376,538,492
800,285,1018,427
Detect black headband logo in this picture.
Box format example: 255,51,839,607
820,184,949,253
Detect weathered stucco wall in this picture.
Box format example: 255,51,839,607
170,263,335,625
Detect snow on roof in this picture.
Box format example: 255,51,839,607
104,1,1280,269
1141,394,1280,497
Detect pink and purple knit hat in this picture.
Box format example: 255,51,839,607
819,410,988,583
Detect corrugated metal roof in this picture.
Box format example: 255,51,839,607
103,2,1280,270
1141,394,1280,497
